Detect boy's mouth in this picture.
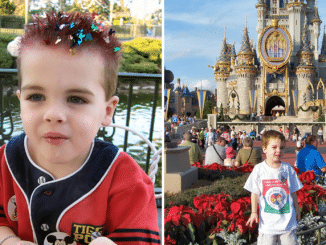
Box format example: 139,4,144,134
43,132,68,146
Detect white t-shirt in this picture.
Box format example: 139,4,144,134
244,161,303,235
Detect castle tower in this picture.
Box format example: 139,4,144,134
319,27,326,62
234,18,257,114
256,0,267,38
209,30,231,109
311,3,322,64
230,43,237,69
287,0,306,63
296,22,316,108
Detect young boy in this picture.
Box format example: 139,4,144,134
0,12,160,245
244,130,302,245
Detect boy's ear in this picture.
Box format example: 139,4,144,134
16,90,21,100
262,146,267,154
101,95,119,127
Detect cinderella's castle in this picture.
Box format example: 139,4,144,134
210,0,326,117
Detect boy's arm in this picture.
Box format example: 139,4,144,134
105,153,160,244
291,192,300,222
0,227,36,245
246,192,259,227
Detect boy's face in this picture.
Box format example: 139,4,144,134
17,46,118,166
263,138,285,165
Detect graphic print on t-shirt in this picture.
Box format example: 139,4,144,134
262,179,290,214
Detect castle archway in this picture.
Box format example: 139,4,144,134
265,96,285,116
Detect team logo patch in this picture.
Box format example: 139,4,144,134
44,232,76,245
8,195,18,221
71,223,104,245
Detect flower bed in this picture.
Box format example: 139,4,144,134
164,165,326,244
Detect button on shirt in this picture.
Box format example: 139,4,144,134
296,144,326,180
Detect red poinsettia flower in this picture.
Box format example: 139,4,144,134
299,170,316,184
165,235,176,245
165,205,195,227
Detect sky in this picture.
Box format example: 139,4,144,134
164,0,326,92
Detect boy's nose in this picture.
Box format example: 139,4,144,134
43,105,67,123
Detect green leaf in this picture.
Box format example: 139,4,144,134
188,223,196,242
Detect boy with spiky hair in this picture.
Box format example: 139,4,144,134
0,12,160,245
244,130,302,245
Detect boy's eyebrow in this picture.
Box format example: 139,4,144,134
20,85,44,91
66,88,95,96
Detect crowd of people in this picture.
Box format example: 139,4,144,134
176,124,326,184
177,124,263,167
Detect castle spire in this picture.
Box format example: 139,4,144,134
218,29,229,62
300,22,312,53
319,26,326,62
311,4,322,24
238,17,253,55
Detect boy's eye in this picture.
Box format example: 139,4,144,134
28,94,45,102
68,96,87,104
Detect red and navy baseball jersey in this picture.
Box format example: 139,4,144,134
0,133,160,245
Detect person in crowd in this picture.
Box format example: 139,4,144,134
231,126,237,138
204,137,227,166
245,130,302,245
216,127,222,138
239,130,249,148
285,127,290,141
235,137,262,167
221,125,231,144
318,127,323,145
179,132,203,166
296,135,326,182
293,125,299,142
191,128,198,144
249,129,256,141
206,128,216,147
224,147,236,167
199,128,205,149
230,134,238,151
294,141,303,167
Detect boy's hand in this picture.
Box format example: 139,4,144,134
89,237,117,245
246,213,259,227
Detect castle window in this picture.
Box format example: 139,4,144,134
272,8,277,14
272,0,277,5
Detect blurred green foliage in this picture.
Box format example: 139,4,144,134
120,37,162,74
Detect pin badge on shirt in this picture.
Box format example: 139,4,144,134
278,171,287,183
8,195,18,221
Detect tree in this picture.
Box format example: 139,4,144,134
318,106,324,122
196,100,214,119
120,37,161,74
13,0,24,16
0,0,16,14
219,103,224,121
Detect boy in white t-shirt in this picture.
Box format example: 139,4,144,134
244,130,302,245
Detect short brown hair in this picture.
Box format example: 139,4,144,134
262,130,285,149
306,135,317,145
17,12,122,100
243,137,253,147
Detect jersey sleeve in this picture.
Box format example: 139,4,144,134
243,164,261,195
0,145,15,230
106,152,160,245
